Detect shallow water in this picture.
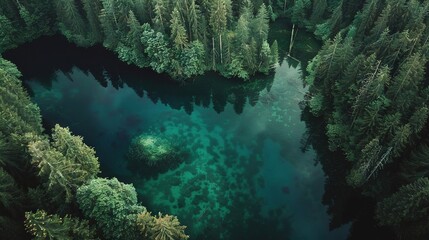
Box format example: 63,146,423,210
5,22,349,239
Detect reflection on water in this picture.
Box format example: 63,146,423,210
5,31,348,239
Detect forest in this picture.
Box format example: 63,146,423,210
1,0,429,239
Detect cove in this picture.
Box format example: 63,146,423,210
4,22,349,239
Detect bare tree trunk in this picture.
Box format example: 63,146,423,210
288,24,296,55
220,34,223,64
212,37,216,70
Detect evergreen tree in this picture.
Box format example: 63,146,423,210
76,178,144,240
152,0,168,32
259,40,272,74
252,3,270,46
354,0,381,38
0,15,17,51
209,0,227,65
82,0,104,43
28,125,99,204
310,0,327,24
170,7,189,49
409,107,429,134
54,0,89,46
376,177,429,226
401,144,429,183
25,210,97,240
0,168,23,215
271,40,279,67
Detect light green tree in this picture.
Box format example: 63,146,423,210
76,178,144,240
25,210,97,240
28,125,100,203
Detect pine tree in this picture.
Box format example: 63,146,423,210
252,3,269,46
0,168,23,215
291,0,310,25
0,15,17,51
54,0,88,46
51,125,100,179
28,125,100,204
151,212,189,240
259,40,272,74
152,0,168,32
25,210,97,240
209,0,227,65
170,7,188,49
355,0,381,38
271,40,279,67
376,177,429,226
310,0,327,24
369,4,391,40
347,138,382,187
99,0,120,49
388,53,426,102
390,124,411,158
408,107,429,134
82,0,104,43
234,10,251,48
401,144,429,183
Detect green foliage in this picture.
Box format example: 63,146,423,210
55,0,90,46
0,168,23,214
25,209,97,240
76,178,144,240
0,0,281,79
209,0,227,36
376,178,429,226
271,40,279,67
346,138,384,187
259,40,272,74
151,212,189,240
136,211,189,240
128,134,178,166
306,0,429,237
308,92,324,116
291,0,311,26
310,0,327,24
0,61,43,160
170,7,189,49
0,57,22,78
0,15,17,51
253,3,270,45
180,40,206,78
51,125,100,179
409,107,429,134
401,144,429,183
28,125,99,203
82,0,104,43
141,23,172,74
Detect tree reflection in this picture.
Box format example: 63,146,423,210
300,108,396,240
4,35,274,115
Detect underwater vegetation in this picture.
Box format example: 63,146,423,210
127,132,186,177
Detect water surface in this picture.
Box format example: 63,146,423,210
4,23,349,239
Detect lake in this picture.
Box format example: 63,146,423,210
4,20,350,240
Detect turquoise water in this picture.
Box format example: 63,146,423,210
5,27,349,239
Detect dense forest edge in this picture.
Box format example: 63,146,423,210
1,0,429,239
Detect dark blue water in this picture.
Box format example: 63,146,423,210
4,24,350,239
